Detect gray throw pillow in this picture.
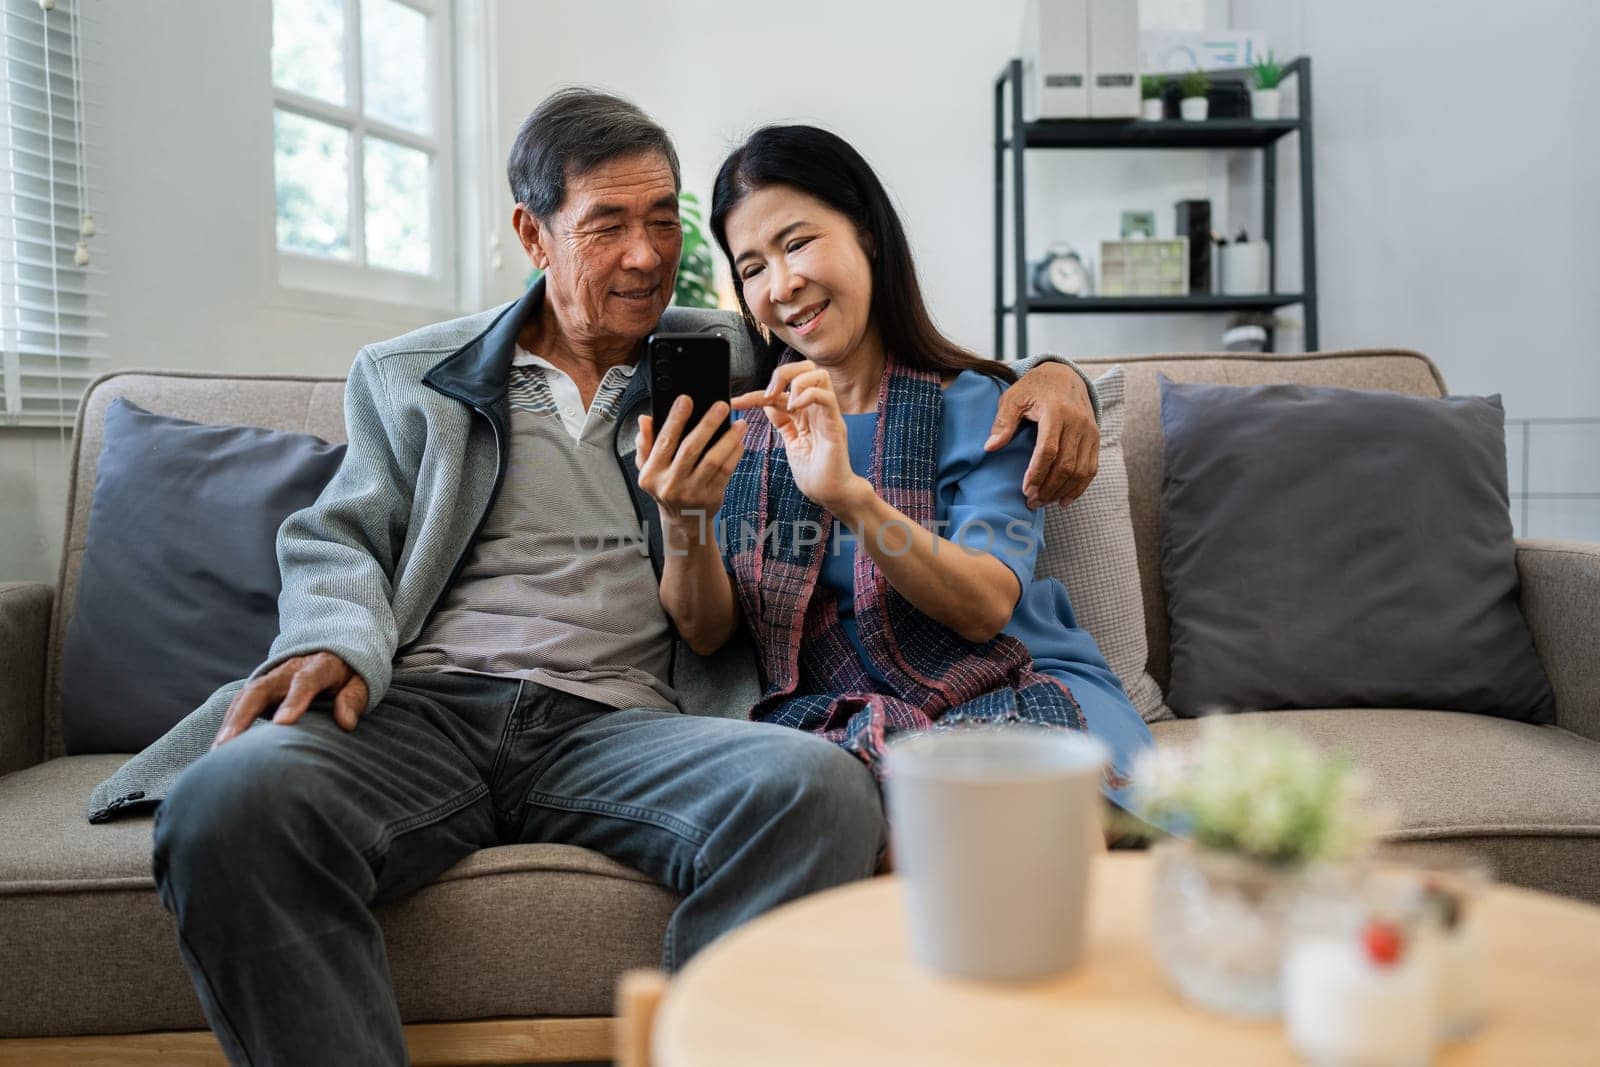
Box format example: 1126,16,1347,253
61,398,346,753
1157,377,1555,724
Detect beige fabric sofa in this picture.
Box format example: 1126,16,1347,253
2,350,1597,1062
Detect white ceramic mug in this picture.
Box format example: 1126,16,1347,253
885,728,1108,982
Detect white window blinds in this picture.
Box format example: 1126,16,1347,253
0,0,101,428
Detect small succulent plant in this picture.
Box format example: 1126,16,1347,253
1141,74,1164,101
1180,68,1210,100
1252,52,1286,91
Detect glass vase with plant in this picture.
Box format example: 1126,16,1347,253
1131,717,1390,1017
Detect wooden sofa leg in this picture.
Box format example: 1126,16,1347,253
615,968,669,1067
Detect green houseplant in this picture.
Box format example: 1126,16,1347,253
524,191,721,309
1251,52,1286,120
1179,69,1210,121
672,192,718,308
1140,74,1165,121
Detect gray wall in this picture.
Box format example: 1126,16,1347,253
1229,0,1599,537
4,0,1596,584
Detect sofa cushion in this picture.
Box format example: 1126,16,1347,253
1157,379,1555,724
47,371,348,761
1074,350,1449,696
1038,367,1171,722
1150,710,1600,903
0,756,677,1037
60,399,347,753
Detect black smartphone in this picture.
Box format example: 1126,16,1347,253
648,332,732,452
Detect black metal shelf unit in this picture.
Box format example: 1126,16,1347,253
993,56,1319,357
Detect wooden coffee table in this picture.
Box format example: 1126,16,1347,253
654,853,1600,1065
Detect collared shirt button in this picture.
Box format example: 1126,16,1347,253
563,406,578,418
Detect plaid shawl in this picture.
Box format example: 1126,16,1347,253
724,356,1085,781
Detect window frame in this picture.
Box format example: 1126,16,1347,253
0,0,104,429
270,0,457,316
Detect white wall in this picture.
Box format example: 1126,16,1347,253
482,0,1237,360
5,0,1595,585
1,1,441,582
1230,0,1600,536
484,0,1598,538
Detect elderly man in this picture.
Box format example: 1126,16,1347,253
88,88,1101,1065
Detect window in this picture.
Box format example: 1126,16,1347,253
271,0,455,310
0,0,102,428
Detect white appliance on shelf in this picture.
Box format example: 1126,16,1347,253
1019,0,1141,120
1019,0,1089,120
1087,0,1140,118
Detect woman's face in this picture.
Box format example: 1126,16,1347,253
723,185,875,367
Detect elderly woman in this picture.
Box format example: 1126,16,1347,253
636,125,1150,810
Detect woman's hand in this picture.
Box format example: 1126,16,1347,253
637,396,746,656
636,396,745,542
732,360,871,517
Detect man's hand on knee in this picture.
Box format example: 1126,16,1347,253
210,651,368,750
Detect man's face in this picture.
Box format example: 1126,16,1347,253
517,152,682,350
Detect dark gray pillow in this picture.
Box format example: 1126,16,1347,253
1158,378,1554,724
61,398,345,753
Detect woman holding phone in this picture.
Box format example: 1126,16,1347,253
634,125,1149,811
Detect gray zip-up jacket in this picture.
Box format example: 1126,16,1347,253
87,282,1095,822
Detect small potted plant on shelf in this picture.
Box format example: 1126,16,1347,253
1140,75,1165,120
1179,68,1210,120
1129,717,1390,1018
1251,52,1286,119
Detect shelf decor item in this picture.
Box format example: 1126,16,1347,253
1018,0,1088,120
1097,238,1187,296
1140,74,1164,120
1120,210,1156,238
1219,237,1270,294
1251,51,1285,119
993,55,1320,357
1179,69,1210,120
1174,198,1212,292
1030,244,1092,298
1135,718,1389,1018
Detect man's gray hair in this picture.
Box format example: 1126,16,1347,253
507,87,681,220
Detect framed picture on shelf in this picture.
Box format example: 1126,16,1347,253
1120,210,1156,238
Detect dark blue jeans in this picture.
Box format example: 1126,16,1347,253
150,671,886,1066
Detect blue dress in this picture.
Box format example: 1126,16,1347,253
807,370,1151,809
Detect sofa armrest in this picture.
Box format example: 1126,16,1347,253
0,581,52,776
1516,539,1600,742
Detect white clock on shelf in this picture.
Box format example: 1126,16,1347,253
1030,244,1091,297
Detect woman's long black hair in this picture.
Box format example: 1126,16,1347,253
710,125,1014,389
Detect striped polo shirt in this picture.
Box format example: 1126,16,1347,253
393,348,677,711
